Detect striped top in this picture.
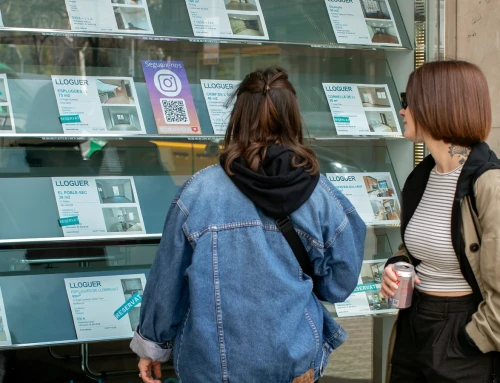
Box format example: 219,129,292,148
404,165,472,292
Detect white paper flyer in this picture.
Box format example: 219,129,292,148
0,74,16,134
324,0,401,46
52,176,146,237
52,75,146,135
64,274,147,340
326,172,401,225
185,0,269,40
65,0,154,34
322,83,401,136
201,79,239,134
334,259,396,317
0,287,12,346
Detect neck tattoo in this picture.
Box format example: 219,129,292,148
448,144,471,165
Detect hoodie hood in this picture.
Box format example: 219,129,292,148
220,145,320,219
456,141,500,199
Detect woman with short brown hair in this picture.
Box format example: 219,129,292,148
382,60,500,382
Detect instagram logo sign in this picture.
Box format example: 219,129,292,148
154,69,182,97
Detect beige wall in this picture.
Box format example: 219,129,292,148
445,0,500,153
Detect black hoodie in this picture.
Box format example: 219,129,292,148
219,145,320,219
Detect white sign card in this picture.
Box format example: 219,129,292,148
52,75,146,135
52,176,146,237
334,259,397,317
64,274,147,339
185,0,269,40
65,0,154,34
322,83,401,136
324,0,401,46
326,172,401,225
0,287,12,346
200,79,240,135
0,74,16,134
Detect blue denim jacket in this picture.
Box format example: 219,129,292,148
131,165,366,382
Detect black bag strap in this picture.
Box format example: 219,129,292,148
275,216,314,279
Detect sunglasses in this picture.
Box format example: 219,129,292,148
400,92,408,109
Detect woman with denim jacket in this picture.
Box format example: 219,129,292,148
130,66,366,383
381,60,500,382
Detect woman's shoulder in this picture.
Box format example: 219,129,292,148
476,168,500,192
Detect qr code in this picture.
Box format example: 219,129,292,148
161,98,190,125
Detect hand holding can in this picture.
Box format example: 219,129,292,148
388,262,416,309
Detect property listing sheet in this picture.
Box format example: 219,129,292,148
324,0,401,46
0,74,16,134
52,75,146,134
185,0,269,40
65,0,154,34
200,79,240,134
334,259,397,317
322,83,401,136
0,287,12,346
326,172,401,225
64,274,147,339
52,176,146,237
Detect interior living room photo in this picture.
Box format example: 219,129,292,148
358,86,391,108
360,0,391,20
228,13,265,36
363,174,396,198
366,20,399,44
365,110,398,133
225,0,258,12
96,179,136,204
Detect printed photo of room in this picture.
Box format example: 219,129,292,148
97,79,135,105
359,261,385,284
225,0,258,12
367,290,391,311
96,179,136,204
365,111,398,133
363,174,396,198
102,207,143,232
102,105,141,131
228,14,265,37
370,198,400,222
113,6,150,31
366,20,399,44
358,86,391,108
360,0,391,20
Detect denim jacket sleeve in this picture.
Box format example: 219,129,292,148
313,179,366,303
130,197,192,362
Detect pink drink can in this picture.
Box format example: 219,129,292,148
389,262,415,309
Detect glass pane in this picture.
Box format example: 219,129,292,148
0,138,402,242
0,37,404,138
0,0,411,49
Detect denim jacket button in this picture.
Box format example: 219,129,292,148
470,243,480,253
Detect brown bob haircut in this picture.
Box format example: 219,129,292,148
221,66,319,175
406,60,491,146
